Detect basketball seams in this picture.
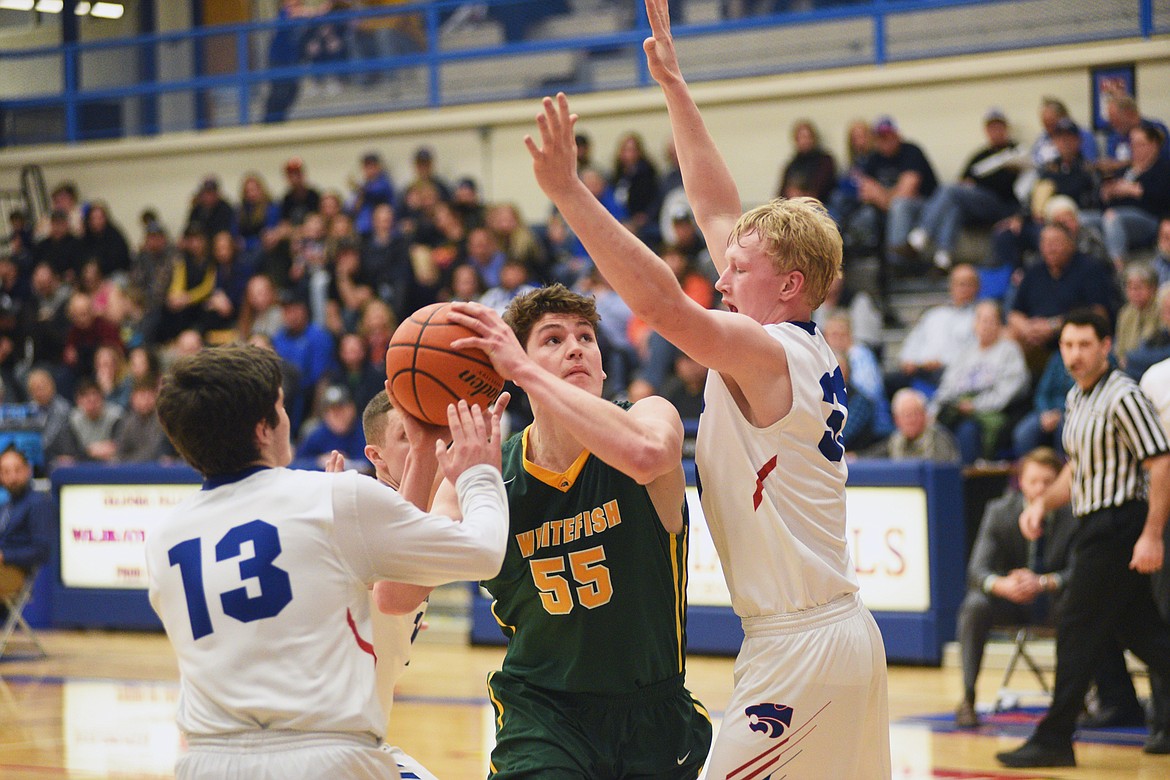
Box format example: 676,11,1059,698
385,302,505,425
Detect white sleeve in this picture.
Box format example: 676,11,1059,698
332,466,508,587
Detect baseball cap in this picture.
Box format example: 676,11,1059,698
361,151,381,166
669,205,693,222
983,107,1007,124
145,221,166,236
872,116,899,135
414,146,434,163
1052,117,1080,135
199,176,219,193
321,385,352,408
278,286,309,306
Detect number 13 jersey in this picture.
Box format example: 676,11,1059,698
483,416,690,695
695,321,857,618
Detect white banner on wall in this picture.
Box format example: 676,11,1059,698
685,485,931,613
59,483,200,589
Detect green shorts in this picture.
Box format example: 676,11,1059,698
486,670,711,780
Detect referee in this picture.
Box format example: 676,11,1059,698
998,309,1170,768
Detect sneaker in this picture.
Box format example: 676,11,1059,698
954,700,980,729
933,250,952,270
907,227,928,253
1145,730,1170,754
996,741,1076,768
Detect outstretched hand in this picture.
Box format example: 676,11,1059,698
643,0,683,88
523,94,581,201
435,396,507,482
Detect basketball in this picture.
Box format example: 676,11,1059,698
385,302,505,425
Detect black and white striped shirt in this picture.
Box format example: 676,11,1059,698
1063,368,1170,516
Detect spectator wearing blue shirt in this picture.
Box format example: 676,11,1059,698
1007,222,1115,375
295,384,365,469
272,289,336,434
0,446,53,611
351,152,395,237
1012,350,1074,458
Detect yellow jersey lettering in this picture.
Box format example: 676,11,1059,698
604,499,622,528
516,530,536,558
591,507,607,534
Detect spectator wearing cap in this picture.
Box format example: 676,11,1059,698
350,152,395,237
853,115,938,280
988,115,1104,277
158,226,215,343
272,287,336,433
451,176,485,228
1099,93,1170,178
128,221,176,343
907,109,1025,270
396,146,450,214
32,209,85,283
295,383,365,467
1028,97,1098,177
185,176,236,240
280,156,322,226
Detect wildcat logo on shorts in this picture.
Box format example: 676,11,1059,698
745,703,793,738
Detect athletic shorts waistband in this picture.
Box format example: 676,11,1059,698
186,729,381,752
741,592,862,637
497,670,687,707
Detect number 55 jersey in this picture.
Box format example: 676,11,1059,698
484,420,690,694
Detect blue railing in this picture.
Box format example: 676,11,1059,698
0,0,1162,146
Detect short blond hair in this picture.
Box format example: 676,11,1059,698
728,197,842,309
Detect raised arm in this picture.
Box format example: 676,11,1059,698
642,0,741,272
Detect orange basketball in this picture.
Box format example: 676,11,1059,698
385,302,505,425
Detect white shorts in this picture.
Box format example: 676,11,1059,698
702,593,891,780
179,730,399,780
382,743,438,780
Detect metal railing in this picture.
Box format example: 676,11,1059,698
0,0,1162,146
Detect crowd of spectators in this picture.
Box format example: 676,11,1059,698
1,86,1168,476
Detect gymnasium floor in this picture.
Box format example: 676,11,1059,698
2,618,1165,780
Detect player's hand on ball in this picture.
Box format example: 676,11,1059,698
447,302,529,381
436,399,504,481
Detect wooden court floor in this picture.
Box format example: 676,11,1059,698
0,627,1165,779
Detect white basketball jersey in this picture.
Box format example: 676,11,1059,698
695,321,857,617
146,465,506,739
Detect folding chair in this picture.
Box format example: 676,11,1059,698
0,566,47,660
994,625,1054,711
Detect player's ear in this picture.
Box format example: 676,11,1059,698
364,444,383,472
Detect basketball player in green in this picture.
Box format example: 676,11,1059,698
433,286,711,778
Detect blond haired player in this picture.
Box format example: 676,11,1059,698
518,1,891,776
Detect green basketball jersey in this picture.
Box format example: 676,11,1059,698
483,418,690,695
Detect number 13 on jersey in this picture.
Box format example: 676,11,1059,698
168,519,294,640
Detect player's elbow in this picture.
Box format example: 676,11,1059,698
372,582,432,615
626,440,678,485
